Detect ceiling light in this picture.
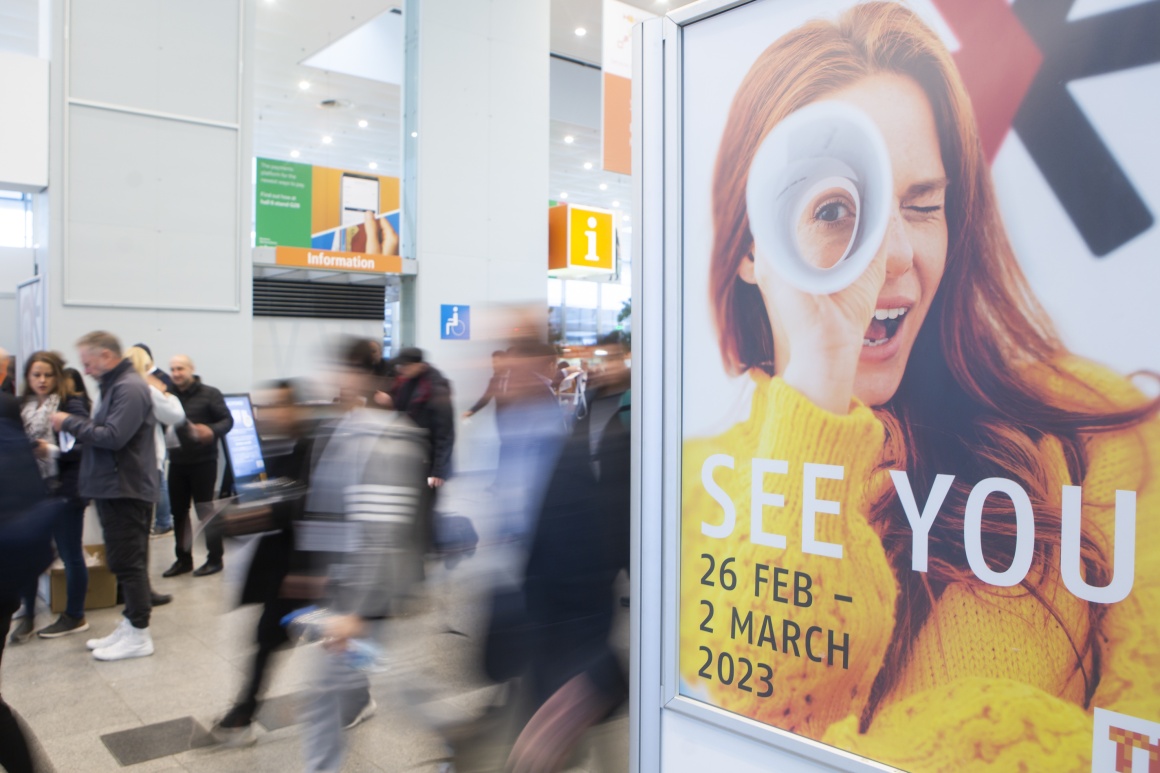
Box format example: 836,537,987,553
411,131,418,138
322,135,332,144
575,27,587,37
599,183,608,191
358,119,368,128
560,192,569,200
622,214,631,222
583,162,593,170
612,200,620,207
290,150,300,158
564,135,574,144
298,80,310,91
369,162,378,170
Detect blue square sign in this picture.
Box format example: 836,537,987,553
441,304,470,340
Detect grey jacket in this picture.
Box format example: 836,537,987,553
304,408,427,619
62,359,158,503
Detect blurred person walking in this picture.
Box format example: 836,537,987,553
299,338,427,772
0,390,60,772
495,342,569,542
389,347,454,562
162,354,233,578
10,352,91,642
211,380,317,746
52,331,159,661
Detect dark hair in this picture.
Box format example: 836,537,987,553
339,337,379,373
394,346,424,365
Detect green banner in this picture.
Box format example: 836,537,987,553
255,159,312,247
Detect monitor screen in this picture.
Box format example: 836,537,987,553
223,394,265,482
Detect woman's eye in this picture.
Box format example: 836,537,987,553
815,200,852,222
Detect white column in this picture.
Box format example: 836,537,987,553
405,0,550,472
41,0,254,392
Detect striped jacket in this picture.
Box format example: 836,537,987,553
304,407,428,619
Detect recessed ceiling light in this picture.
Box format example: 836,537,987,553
622,214,631,222
583,162,593,170
358,119,368,128
560,192,569,200
298,80,310,90
564,135,574,144
575,27,587,37
411,131,418,138
369,162,378,170
322,135,332,144
612,200,620,207
599,183,608,191
290,150,300,158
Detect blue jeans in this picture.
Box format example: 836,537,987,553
18,497,88,621
54,498,89,620
153,471,172,531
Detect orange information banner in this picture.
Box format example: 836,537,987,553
274,246,403,274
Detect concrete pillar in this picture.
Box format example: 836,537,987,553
404,0,550,471
40,0,254,392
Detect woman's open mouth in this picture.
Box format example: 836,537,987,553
863,306,909,347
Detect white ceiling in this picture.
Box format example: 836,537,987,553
253,0,698,221
0,0,696,232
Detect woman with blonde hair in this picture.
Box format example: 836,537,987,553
125,346,186,513
11,351,91,641
681,3,1159,769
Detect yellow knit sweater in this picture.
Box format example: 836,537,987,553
679,357,1159,771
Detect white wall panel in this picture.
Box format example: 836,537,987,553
68,0,240,124
65,106,239,309
0,52,48,191
43,0,253,393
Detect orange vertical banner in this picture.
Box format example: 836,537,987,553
602,0,654,176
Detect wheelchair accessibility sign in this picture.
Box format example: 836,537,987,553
441,304,470,340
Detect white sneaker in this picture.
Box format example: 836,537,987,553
86,617,132,651
93,625,154,661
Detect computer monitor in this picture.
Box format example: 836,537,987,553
222,393,266,487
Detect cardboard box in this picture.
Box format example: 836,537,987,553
50,544,117,613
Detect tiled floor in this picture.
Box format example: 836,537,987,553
2,475,629,772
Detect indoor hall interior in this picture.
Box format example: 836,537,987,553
3,475,631,772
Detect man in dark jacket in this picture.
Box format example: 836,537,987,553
163,354,233,577
390,347,454,559
53,330,159,661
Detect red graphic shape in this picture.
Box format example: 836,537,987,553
1109,726,1160,772
932,0,1042,162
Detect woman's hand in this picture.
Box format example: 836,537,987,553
749,246,887,414
33,439,51,459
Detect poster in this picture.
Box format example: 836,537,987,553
255,158,403,272
677,1,1160,771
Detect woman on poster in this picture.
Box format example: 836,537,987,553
681,3,1159,770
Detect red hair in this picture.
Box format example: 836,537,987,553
708,2,1158,728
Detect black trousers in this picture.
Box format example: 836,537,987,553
0,594,33,773
234,597,298,720
169,459,222,564
96,498,153,629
